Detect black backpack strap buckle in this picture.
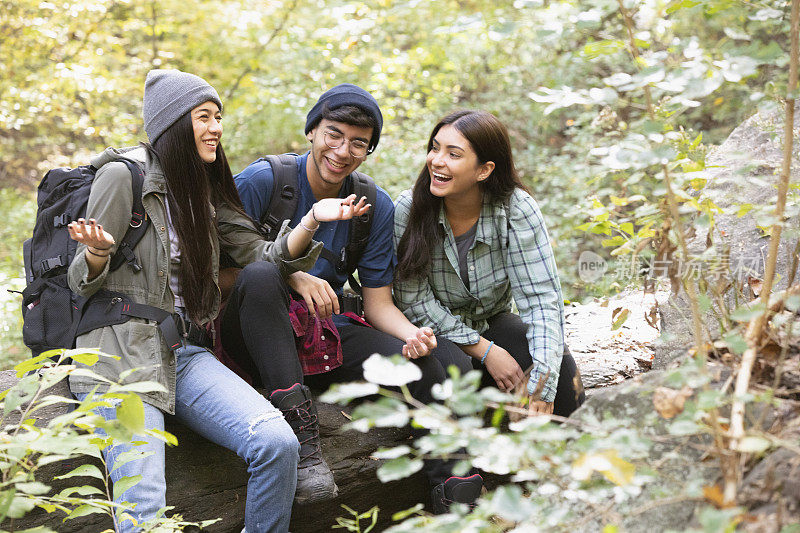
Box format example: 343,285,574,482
53,214,70,227
40,256,65,273
337,247,348,274
279,184,294,200
117,244,142,273
158,314,185,351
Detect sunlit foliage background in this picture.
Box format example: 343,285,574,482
0,0,789,366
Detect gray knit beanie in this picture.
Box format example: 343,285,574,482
143,69,223,144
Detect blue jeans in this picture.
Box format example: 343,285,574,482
76,344,298,533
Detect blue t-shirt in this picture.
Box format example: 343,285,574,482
235,152,397,299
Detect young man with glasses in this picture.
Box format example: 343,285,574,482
224,84,480,509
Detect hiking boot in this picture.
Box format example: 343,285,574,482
431,474,483,514
270,383,338,504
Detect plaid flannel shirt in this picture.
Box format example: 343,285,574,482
392,189,565,402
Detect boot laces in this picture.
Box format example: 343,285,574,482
280,398,323,467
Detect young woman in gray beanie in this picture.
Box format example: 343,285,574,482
66,69,368,532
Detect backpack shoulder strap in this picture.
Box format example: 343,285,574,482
108,159,150,273
339,170,377,293
259,153,300,241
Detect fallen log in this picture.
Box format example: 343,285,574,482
0,370,427,532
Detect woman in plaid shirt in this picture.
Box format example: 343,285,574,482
394,110,584,417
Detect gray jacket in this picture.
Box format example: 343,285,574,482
68,146,321,413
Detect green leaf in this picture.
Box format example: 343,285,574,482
65,503,106,520
54,464,104,481
609,195,629,206
690,178,707,190
113,475,142,501
57,485,104,498
491,405,506,427
590,221,612,235
736,204,753,218
581,39,625,59
14,482,49,495
376,457,423,482
487,485,538,521
0,489,15,521
116,394,145,434
7,494,36,518
148,428,178,447
697,506,741,532
372,446,411,460
698,294,712,313
666,0,701,14
4,375,40,415
729,303,767,323
785,294,800,312
602,236,626,248
392,503,424,521
319,382,379,404
668,418,701,435
110,450,154,474
13,354,59,377
611,309,630,330
69,351,100,366
722,332,748,355
362,354,422,387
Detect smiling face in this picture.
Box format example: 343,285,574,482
427,124,494,203
191,101,222,163
306,119,373,196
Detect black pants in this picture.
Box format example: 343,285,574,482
220,262,465,485
467,312,584,417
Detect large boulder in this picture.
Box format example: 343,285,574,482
655,104,800,368
570,367,723,531
0,370,427,533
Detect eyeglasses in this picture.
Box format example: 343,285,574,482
322,130,371,159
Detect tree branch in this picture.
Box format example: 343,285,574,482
224,0,300,102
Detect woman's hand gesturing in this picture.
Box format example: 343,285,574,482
68,218,115,252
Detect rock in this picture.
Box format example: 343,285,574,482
570,369,721,532
655,103,800,369
566,290,663,388
0,370,427,533
739,402,800,519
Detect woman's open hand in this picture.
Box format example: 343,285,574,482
312,194,370,222
68,218,115,251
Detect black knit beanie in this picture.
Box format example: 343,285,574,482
304,84,383,151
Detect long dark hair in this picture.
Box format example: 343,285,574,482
145,112,250,323
395,110,527,281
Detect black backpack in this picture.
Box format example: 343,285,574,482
21,160,151,357
255,153,377,292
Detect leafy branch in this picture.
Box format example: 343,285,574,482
223,0,300,103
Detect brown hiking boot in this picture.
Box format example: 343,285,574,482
270,383,338,504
